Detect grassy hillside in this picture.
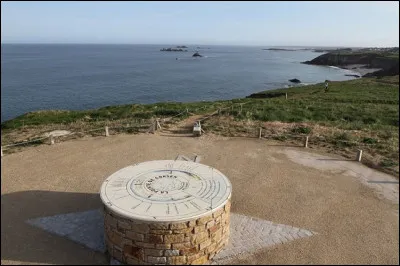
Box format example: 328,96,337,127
1,75,399,176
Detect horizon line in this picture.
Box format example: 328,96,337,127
1,42,398,48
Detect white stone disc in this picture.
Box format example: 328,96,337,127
100,160,232,222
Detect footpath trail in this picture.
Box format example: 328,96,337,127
159,113,209,136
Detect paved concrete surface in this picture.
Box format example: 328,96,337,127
1,134,398,265
26,210,315,265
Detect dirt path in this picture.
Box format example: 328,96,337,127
160,114,205,136
1,134,398,265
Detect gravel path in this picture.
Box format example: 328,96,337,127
1,133,398,265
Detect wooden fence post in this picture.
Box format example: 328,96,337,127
50,135,55,145
304,136,309,148
285,93,288,100
156,119,162,130
356,149,363,162
259,128,262,139
105,126,109,137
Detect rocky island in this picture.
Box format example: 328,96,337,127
192,52,203,57
160,46,188,52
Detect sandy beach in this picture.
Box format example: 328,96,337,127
340,64,382,76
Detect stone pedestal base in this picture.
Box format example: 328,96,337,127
104,200,231,265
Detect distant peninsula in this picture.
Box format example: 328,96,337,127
262,48,297,51
302,47,399,77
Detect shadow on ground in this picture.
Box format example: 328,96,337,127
1,190,108,265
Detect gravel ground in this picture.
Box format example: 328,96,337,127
1,133,398,265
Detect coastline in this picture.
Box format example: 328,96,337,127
338,64,382,76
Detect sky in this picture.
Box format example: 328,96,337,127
1,1,399,47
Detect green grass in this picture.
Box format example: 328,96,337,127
246,76,399,129
2,76,398,133
1,75,399,176
2,76,398,130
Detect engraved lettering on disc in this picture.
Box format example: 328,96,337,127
100,160,232,222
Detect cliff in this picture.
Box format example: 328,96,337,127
303,51,399,77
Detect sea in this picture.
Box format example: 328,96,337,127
1,44,360,122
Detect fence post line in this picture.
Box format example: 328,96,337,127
356,149,363,162
105,126,109,137
50,135,55,145
285,93,288,100
304,136,309,148
1,146,3,157
259,127,262,139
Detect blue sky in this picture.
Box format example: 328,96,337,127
1,1,399,47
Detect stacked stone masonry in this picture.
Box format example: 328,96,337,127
104,199,231,265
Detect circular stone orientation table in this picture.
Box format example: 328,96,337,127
100,160,232,265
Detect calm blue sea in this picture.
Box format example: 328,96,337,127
1,44,359,122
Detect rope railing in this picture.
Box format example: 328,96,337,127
1,104,380,164
1,121,153,151
2,136,49,148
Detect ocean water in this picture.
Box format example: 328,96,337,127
1,44,358,122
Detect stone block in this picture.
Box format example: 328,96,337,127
167,256,187,265
187,253,202,263
126,231,144,242
206,220,215,229
206,243,217,253
199,239,212,250
193,225,206,233
131,224,150,234
118,220,131,230
164,234,184,243
191,231,209,244
149,223,170,230
164,249,180,256
172,228,193,234
113,248,123,262
224,201,231,212
170,223,188,230
150,229,173,235
155,243,171,249
147,256,167,264
187,220,196,227
147,234,163,244
197,215,213,225
126,256,140,265
144,248,164,257
109,231,125,247
208,224,221,234
191,255,208,265
212,208,224,218
172,242,192,249
135,242,156,249
179,246,199,256
106,214,118,228
123,245,144,261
